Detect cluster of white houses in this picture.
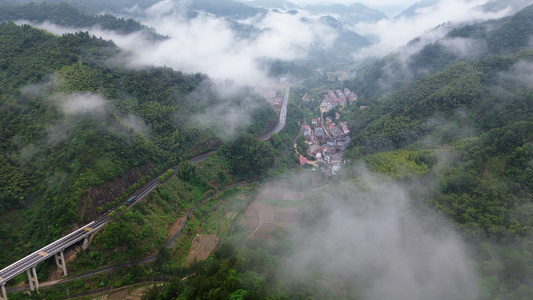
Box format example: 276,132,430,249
302,88,357,174
319,88,357,115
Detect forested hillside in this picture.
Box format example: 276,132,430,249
0,2,164,39
338,4,533,298
347,4,533,101
0,0,161,15
136,5,533,300
2,2,533,300
0,22,276,268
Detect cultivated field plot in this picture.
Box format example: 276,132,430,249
186,234,222,265
283,191,305,201
249,222,276,242
255,184,306,202
124,286,150,300
241,200,300,229
255,187,286,200
225,211,238,220
240,187,301,240
108,289,128,300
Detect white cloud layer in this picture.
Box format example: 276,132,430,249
18,0,521,86
56,93,108,115
246,0,419,6
353,0,513,59
282,171,479,299
132,6,337,86
23,0,337,87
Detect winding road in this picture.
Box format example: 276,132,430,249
1,85,292,298
260,84,290,140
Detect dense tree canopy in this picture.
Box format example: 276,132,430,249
0,2,164,39
340,5,533,298
219,134,276,180
0,22,276,268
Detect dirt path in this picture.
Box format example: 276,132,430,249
167,217,187,244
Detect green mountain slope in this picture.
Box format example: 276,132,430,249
0,2,164,39
348,4,533,101
340,5,533,298
137,5,533,299
0,0,161,15
0,22,276,268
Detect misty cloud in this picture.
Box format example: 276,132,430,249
352,0,513,59
423,111,477,147
439,37,489,59
20,76,56,99
500,60,533,86
37,90,150,145
129,3,337,86
192,103,255,139
44,122,72,146
122,114,152,135
187,81,265,139
54,92,108,115
281,170,478,299
20,0,338,87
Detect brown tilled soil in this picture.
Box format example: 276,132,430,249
275,207,300,223
240,198,300,240
283,191,305,200
124,286,150,300
224,211,238,220
108,289,128,299
249,231,274,242
186,234,222,265
167,216,187,243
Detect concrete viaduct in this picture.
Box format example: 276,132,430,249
0,84,292,300
0,217,108,300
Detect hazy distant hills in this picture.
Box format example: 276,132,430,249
393,0,440,19
318,15,369,54
190,0,266,19
348,3,533,100
242,0,300,10
303,3,388,24
396,0,532,19
481,0,533,13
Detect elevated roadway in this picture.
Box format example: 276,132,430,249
0,218,108,299
260,84,290,140
0,85,290,300
0,151,214,300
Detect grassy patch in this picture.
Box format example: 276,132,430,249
363,149,436,179
72,174,212,269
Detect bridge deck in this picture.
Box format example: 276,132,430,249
0,217,108,286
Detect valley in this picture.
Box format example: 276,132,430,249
1,0,533,299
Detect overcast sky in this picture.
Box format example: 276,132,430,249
29,0,513,86
287,0,418,5
243,0,422,17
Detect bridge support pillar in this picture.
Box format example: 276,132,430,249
54,250,67,277
26,267,39,292
82,236,90,250
1,283,7,300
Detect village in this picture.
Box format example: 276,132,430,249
299,87,357,175
261,85,359,175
